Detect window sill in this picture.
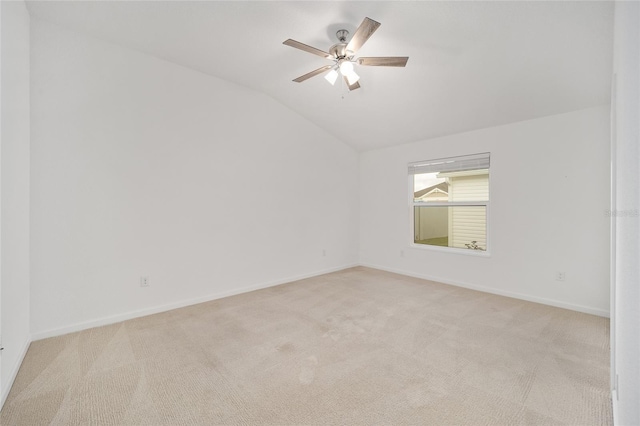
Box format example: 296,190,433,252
409,243,491,257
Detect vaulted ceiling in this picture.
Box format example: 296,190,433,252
26,1,614,151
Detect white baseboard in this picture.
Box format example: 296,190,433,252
360,263,610,318
31,264,358,341
0,336,32,411
32,261,608,342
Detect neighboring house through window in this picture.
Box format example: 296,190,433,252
409,153,490,252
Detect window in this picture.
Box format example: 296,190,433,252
409,153,490,252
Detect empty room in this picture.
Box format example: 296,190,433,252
1,1,639,425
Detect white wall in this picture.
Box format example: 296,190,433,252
29,19,359,338
360,106,610,316
0,0,31,408
612,1,640,424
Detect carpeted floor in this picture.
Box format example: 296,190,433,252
1,267,611,425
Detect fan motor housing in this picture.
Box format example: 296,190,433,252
329,43,352,60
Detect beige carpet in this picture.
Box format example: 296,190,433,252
1,267,611,425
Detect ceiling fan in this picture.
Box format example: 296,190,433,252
283,17,408,91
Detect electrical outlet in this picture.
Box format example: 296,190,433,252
400,250,405,258
555,272,566,281
140,276,149,287
322,249,326,257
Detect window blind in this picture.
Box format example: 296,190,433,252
408,152,490,175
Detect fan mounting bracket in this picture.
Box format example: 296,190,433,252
336,29,349,43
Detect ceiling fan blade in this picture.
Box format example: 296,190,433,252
293,65,334,83
357,57,409,67
346,17,381,54
283,39,333,59
344,76,361,91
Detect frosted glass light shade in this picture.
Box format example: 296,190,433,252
324,69,339,85
339,61,354,75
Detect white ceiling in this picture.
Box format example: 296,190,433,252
26,1,614,151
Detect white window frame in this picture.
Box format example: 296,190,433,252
408,153,491,256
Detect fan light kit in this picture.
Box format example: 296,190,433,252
283,17,408,91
